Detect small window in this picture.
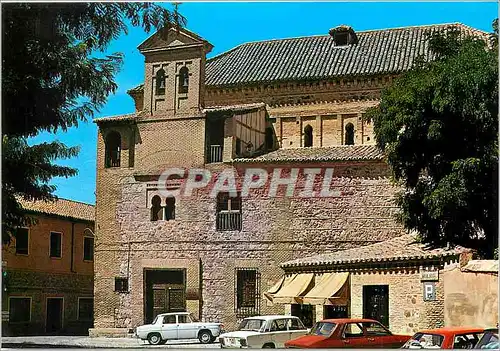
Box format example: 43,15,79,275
216,192,242,231
178,314,188,323
304,125,313,147
105,131,121,168
270,319,288,332
345,123,355,145
78,298,93,321
178,66,189,93
150,195,163,222
15,228,29,255
83,237,94,261
165,197,175,221
50,232,62,258
155,68,166,95
114,277,128,293
265,127,274,150
287,318,306,331
9,297,31,323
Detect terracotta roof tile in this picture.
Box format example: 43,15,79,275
93,113,137,124
128,23,489,92
203,102,266,113
281,234,471,268
18,197,95,222
232,145,385,163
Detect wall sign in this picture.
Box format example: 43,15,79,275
423,282,436,301
420,270,439,282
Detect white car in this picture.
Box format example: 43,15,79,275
219,315,308,348
135,312,224,345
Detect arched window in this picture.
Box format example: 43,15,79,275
165,197,175,221
150,195,163,222
304,125,313,147
178,66,189,94
345,123,355,145
265,127,274,150
155,68,166,95
105,131,121,168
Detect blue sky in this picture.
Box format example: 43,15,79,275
30,1,498,205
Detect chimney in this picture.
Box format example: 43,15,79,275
329,25,358,46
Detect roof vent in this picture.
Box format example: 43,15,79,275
329,25,358,46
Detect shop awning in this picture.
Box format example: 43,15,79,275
273,273,314,304
302,272,349,305
263,276,286,303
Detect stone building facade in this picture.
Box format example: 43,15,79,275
92,23,487,335
276,234,475,335
2,198,95,336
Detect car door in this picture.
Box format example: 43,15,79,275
340,322,371,348
362,321,396,348
270,319,292,347
160,315,178,340
176,314,198,339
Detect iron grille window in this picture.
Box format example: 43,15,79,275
235,268,260,318
83,237,94,261
115,277,129,293
50,232,62,258
217,192,242,231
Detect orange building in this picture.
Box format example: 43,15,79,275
2,198,95,336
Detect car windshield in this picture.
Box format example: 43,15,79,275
308,322,337,336
402,333,444,349
476,331,499,349
238,319,266,332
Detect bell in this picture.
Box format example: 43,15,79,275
182,75,189,88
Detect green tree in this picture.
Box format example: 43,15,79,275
366,22,498,258
2,3,185,243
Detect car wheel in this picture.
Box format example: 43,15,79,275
198,330,212,344
159,339,167,345
147,333,163,345
263,343,275,348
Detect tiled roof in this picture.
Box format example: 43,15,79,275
205,23,488,87
203,102,266,114
281,234,471,268
128,23,488,93
232,145,385,163
18,197,95,222
93,113,137,124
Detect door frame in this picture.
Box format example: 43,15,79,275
45,297,64,333
362,285,389,328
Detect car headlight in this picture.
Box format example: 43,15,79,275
240,338,247,347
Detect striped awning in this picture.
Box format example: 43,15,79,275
302,272,349,305
272,273,314,304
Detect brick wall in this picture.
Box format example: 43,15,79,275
94,160,405,331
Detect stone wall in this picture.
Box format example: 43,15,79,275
350,267,445,335
94,160,405,331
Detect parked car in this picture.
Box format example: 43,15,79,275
134,312,224,345
284,318,411,348
475,328,498,349
219,315,308,348
401,326,485,349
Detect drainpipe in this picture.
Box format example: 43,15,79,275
70,222,75,273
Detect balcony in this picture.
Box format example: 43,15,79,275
207,145,223,163
216,211,242,231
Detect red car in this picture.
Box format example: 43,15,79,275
401,326,486,349
284,318,411,348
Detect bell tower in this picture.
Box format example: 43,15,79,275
138,27,213,117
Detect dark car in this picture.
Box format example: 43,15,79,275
475,328,498,349
284,318,411,348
